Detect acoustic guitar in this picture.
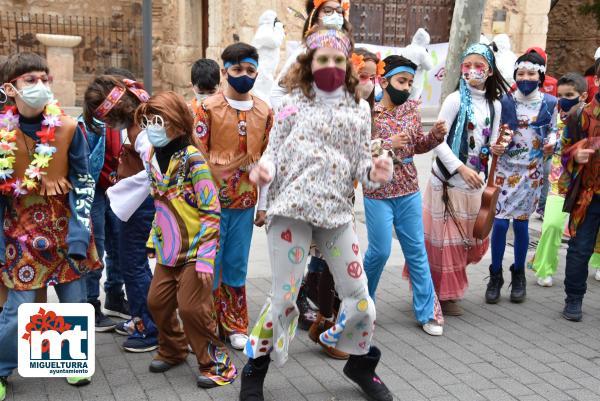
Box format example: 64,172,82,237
473,124,514,240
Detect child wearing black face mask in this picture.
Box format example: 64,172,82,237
363,55,447,336
529,73,600,288
192,42,273,352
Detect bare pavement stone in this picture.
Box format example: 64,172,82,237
6,153,600,401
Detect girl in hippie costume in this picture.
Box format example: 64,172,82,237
0,52,100,396
139,91,237,388
426,43,508,316
239,28,394,401
487,52,558,304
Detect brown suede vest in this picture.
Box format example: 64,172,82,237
13,115,76,196
202,94,270,166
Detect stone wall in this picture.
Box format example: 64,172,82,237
546,0,600,78
0,0,140,19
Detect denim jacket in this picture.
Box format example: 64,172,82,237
77,116,106,183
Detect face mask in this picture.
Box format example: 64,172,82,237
357,81,375,100
385,83,410,106
227,74,256,94
142,115,171,148
462,68,487,87
12,81,53,109
321,13,344,30
313,67,346,92
195,93,210,103
559,97,579,113
516,79,539,96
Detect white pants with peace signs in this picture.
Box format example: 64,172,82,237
244,216,376,367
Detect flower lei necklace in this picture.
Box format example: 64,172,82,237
0,101,61,195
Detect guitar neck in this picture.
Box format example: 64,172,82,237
487,154,499,188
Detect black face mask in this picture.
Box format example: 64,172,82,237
385,84,410,106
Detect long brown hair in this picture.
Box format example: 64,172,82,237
134,91,194,141
283,48,359,103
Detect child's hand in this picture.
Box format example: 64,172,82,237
254,210,267,227
249,161,274,186
575,148,596,164
543,143,554,157
491,144,506,156
370,156,393,183
457,165,484,189
430,120,447,141
197,272,213,288
390,133,409,149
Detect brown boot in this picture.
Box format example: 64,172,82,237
308,313,349,360
440,300,463,316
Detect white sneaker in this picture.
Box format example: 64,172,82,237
537,276,553,287
422,321,443,336
595,270,600,281
229,333,248,350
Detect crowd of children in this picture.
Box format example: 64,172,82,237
0,0,599,400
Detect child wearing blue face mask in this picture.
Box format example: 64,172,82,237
193,42,273,352
529,73,600,287
487,51,558,304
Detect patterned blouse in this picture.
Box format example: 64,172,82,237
262,89,377,229
364,100,442,199
146,145,220,274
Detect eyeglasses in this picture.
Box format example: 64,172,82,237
315,55,347,67
321,6,344,16
140,115,165,129
10,73,53,85
358,73,376,83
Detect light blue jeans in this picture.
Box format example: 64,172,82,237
0,279,86,377
363,192,436,325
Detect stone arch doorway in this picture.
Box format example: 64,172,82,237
349,0,454,46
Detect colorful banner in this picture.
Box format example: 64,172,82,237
356,42,449,108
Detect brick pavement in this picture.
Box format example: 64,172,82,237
5,233,600,401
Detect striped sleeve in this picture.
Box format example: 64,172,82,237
189,154,221,274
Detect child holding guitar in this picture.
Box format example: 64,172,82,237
425,43,508,317
487,51,558,304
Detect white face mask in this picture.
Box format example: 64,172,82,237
12,81,53,109
321,13,344,30
142,115,171,148
195,93,209,103
357,81,375,100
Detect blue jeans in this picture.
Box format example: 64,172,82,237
118,196,157,336
85,186,124,302
564,195,600,300
491,218,529,272
363,192,436,325
0,279,85,377
213,207,255,289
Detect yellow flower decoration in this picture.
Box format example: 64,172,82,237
44,102,61,116
0,157,15,169
0,130,16,142
22,177,38,191
31,154,52,168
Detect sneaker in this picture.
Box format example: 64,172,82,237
122,331,158,353
104,292,131,319
0,376,7,401
537,276,553,287
562,298,583,322
115,319,135,336
66,377,91,386
229,333,248,350
422,320,444,336
91,301,116,332
595,270,600,281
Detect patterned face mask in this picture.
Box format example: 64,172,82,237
461,67,488,87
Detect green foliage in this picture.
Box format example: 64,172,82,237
579,0,600,28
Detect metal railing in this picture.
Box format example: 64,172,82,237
0,11,142,76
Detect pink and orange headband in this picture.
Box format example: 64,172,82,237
305,28,352,57
94,79,150,119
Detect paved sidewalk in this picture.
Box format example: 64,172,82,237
6,154,600,401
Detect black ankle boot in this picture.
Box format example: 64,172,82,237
239,355,270,401
510,265,526,303
485,265,504,304
343,346,393,401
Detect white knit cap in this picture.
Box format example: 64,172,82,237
595,47,600,61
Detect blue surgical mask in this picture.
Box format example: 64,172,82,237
558,97,579,113
142,115,171,148
516,80,539,96
195,93,209,103
227,74,256,94
322,13,344,30
12,81,53,109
